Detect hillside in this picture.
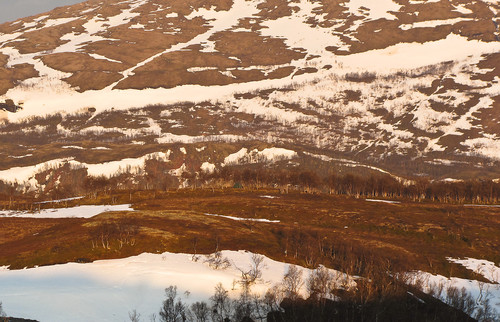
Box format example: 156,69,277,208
0,189,499,321
0,0,500,185
1,2,500,320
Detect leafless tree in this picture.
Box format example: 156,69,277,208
117,221,139,249
191,237,200,262
90,222,117,249
307,265,336,302
190,301,209,322
129,309,141,322
159,286,186,322
474,297,494,321
264,285,284,313
444,286,475,317
236,254,266,293
205,251,231,270
0,302,6,319
210,283,232,322
282,265,304,300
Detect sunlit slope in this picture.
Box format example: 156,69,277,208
1,0,500,177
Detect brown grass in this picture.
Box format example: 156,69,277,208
64,71,124,92
211,31,305,67
35,48,127,91
40,52,125,73
114,30,304,89
474,52,500,82
85,16,209,68
165,0,233,16
1,189,498,280
256,0,297,20
478,95,500,134
0,63,39,95
12,19,86,54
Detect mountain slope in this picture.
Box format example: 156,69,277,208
1,0,500,183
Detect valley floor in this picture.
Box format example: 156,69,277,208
0,189,499,321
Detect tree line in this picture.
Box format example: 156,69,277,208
1,161,500,205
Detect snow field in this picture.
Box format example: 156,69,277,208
0,250,349,322
222,147,298,166
1,249,497,322
412,272,500,318
0,151,170,184
448,257,500,284
2,33,500,160
0,146,299,191
405,257,500,319
0,204,134,218
2,0,500,138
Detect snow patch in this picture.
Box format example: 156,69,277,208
400,18,473,30
448,257,500,284
365,199,401,204
204,213,280,223
410,270,500,319
34,196,85,204
0,152,170,185
62,145,85,150
0,251,349,322
345,0,402,21
462,136,500,160
223,148,297,166
337,34,500,73
260,0,342,55
200,162,216,173
0,204,134,218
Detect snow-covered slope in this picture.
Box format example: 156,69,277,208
0,250,498,322
0,250,349,322
1,0,499,117
414,257,500,319
1,0,500,179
